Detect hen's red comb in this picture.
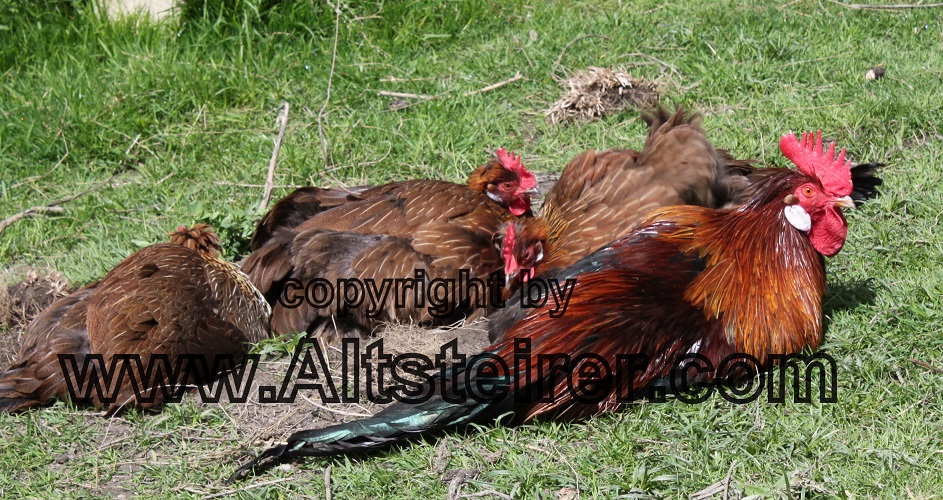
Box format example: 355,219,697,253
177,225,188,233
497,148,537,189
504,222,516,244
779,131,852,197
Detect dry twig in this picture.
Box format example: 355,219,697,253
259,101,290,212
0,177,114,235
379,72,524,100
377,91,434,99
318,3,342,172
215,181,303,189
377,72,524,111
909,358,943,374
459,491,513,499
203,478,292,498
324,465,333,500
691,461,738,500
464,72,523,96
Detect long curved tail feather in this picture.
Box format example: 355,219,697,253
228,357,513,482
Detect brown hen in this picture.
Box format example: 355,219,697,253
249,149,538,250
0,224,271,413
242,150,537,338
505,108,748,285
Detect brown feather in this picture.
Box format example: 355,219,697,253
248,156,534,251
265,202,512,337
489,108,757,341
0,285,97,411
535,107,752,274
250,186,374,250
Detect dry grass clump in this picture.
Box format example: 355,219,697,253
0,268,71,333
545,67,659,125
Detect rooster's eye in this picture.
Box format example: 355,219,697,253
802,186,815,197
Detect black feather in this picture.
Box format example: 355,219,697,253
850,162,884,205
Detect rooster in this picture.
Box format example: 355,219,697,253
0,224,271,413
494,110,882,339
243,150,538,337
249,149,538,250
229,130,874,480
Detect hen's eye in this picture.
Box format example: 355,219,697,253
501,182,514,191
802,186,815,197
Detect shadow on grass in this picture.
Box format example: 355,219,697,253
823,278,879,329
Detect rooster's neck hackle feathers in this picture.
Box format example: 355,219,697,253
652,171,826,363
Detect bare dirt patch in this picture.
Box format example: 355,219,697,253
189,319,494,453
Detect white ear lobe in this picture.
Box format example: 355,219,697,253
784,205,811,232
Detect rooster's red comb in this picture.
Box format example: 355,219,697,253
496,148,536,190
779,130,852,197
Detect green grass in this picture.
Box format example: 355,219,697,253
2,0,943,497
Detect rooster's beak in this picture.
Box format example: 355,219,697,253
832,196,855,209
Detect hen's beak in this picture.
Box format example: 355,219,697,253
832,196,855,209
522,187,540,196
504,271,517,290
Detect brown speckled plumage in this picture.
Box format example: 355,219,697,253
530,108,753,275
243,159,534,338
0,224,270,413
490,108,756,340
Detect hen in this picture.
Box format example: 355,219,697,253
243,150,537,337
0,224,271,413
497,108,750,291
229,130,874,479
249,148,538,250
